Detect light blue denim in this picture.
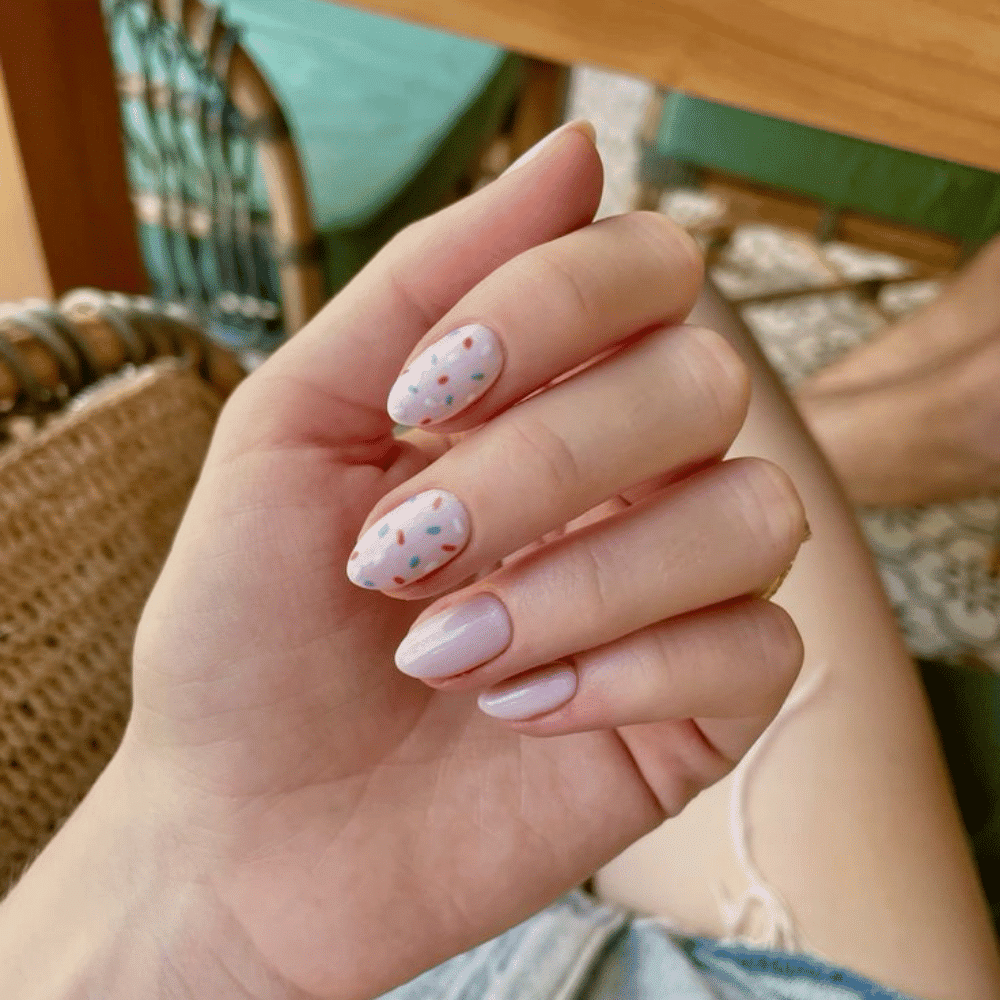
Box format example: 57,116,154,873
380,890,918,999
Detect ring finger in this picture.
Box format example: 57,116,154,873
392,456,806,694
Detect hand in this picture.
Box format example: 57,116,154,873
11,122,806,1000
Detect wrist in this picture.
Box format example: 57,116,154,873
0,732,298,1000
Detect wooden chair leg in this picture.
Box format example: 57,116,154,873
447,57,570,199
631,182,663,211
508,58,572,161
639,87,666,147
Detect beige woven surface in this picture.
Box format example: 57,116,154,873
0,358,221,893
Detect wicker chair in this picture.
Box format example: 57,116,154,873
0,292,242,894
104,0,567,355
104,0,326,351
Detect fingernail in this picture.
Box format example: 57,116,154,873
395,593,512,679
477,663,577,721
387,324,504,427
347,489,470,592
760,519,811,600
503,118,597,174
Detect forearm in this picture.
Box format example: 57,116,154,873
0,741,296,1000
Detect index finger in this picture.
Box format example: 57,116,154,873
384,210,704,431
230,120,604,452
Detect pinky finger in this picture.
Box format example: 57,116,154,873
477,598,803,741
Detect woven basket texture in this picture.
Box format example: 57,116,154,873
0,358,221,893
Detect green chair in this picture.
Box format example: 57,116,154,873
105,0,551,352
228,0,528,304
638,90,1000,272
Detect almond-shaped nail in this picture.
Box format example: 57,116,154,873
347,489,470,592
387,324,504,427
395,593,512,679
477,664,577,721
503,118,597,174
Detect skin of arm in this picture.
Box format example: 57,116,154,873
0,741,300,1000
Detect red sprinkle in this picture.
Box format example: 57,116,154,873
432,497,442,510
397,529,405,545
463,337,473,348
393,576,405,585
350,551,359,560
437,375,448,384
419,417,432,425
441,544,457,551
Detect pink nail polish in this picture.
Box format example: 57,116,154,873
395,594,512,679
477,664,577,721
347,489,470,592
387,324,504,427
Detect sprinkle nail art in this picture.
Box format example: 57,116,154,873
346,489,471,591
387,324,504,427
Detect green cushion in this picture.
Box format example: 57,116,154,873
920,660,1000,931
109,0,524,330
650,91,1000,248
228,0,524,296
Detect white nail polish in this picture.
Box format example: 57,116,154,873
387,324,503,427
477,664,577,721
347,489,470,591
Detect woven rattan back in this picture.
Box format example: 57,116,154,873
0,294,241,895
105,0,325,350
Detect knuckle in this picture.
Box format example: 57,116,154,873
513,249,601,328
566,542,615,622
381,244,439,330
726,458,807,562
642,624,686,689
747,601,804,709
671,325,751,439
212,371,286,452
626,210,705,293
502,417,582,497
386,215,426,253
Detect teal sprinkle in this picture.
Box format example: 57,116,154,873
409,556,420,568
426,526,441,535
431,354,438,364
377,523,389,537
471,372,485,380
363,580,376,587
408,386,419,394
445,394,453,405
